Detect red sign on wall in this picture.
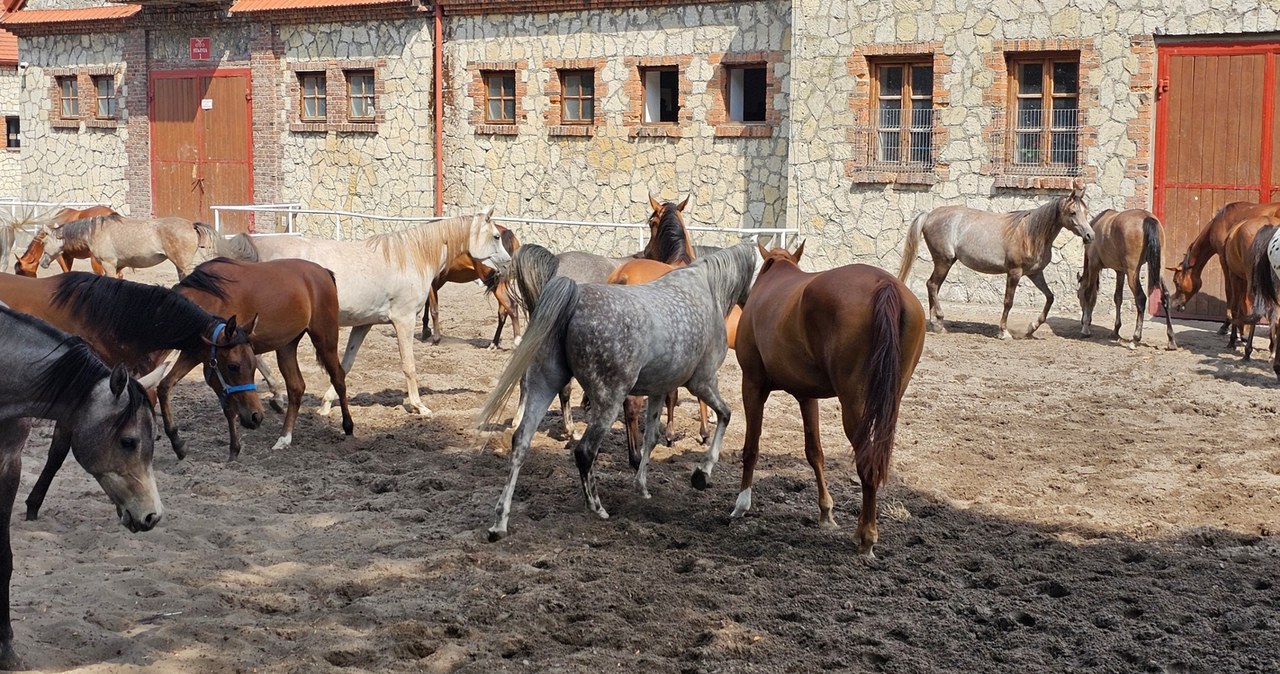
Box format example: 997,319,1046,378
189,37,211,61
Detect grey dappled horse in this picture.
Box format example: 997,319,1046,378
479,243,764,540
897,185,1093,339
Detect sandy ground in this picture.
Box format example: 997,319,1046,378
8,264,1280,673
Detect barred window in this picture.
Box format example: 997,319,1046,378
872,61,934,165
483,70,516,124
1009,56,1079,170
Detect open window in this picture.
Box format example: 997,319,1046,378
641,67,679,124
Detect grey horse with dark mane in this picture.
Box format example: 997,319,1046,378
479,243,763,540
897,184,1093,339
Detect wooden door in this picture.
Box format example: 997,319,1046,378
151,72,253,232
1154,44,1279,320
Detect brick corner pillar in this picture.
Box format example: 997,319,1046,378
122,27,152,217
249,22,282,214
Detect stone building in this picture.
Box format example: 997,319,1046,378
2,0,1277,314
0,0,21,199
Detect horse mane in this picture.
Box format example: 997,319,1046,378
1020,195,1075,242
690,243,757,312
56,214,122,244
510,243,560,315
178,259,237,300
222,233,260,262
646,203,695,265
50,272,218,352
365,215,473,278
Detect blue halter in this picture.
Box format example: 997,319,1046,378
209,322,257,406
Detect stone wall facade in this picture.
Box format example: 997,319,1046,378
0,69,20,199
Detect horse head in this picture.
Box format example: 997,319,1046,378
465,205,510,267
14,230,45,276
1058,182,1094,243
71,363,163,533
1166,251,1201,311
38,223,67,269
756,240,804,278
644,195,693,264
200,314,264,431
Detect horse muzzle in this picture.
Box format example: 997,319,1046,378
117,504,162,532
240,410,264,429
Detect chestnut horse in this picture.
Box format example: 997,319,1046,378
1169,201,1280,343
13,206,115,276
422,225,522,348
733,243,925,557
1077,209,1177,349
1216,216,1280,360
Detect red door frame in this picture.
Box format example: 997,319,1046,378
149,68,255,222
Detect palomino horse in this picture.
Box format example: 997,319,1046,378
1077,209,1177,349
243,207,509,416
0,272,260,522
898,185,1093,339
732,243,925,557
0,305,162,671
423,225,522,348
14,206,116,276
479,244,763,540
39,214,238,279
1248,224,1280,378
173,257,354,454
1169,201,1280,344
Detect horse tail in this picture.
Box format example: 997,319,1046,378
897,213,926,281
853,281,907,491
1249,225,1280,323
477,275,580,428
511,243,559,316
1140,214,1163,293
223,233,260,262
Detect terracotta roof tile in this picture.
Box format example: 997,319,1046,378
0,27,15,65
228,0,411,13
0,5,139,25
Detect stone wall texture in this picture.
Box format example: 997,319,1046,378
0,70,21,199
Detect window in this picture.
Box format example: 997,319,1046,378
5,117,18,149
872,61,934,165
94,76,116,119
1009,56,1079,171
484,70,516,124
57,76,79,119
299,72,327,121
559,69,594,124
641,67,679,123
346,70,375,120
726,65,767,123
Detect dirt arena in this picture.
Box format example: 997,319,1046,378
10,266,1280,673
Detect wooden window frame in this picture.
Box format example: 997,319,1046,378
870,58,935,167
345,69,376,122
558,69,594,125
93,75,116,120
298,71,327,122
640,66,680,125
1007,53,1080,172
483,70,517,125
57,76,79,119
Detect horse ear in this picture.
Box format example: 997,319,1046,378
792,240,805,261
676,195,689,212
245,313,259,336
223,315,239,342
109,363,128,397
649,194,662,213
756,241,769,257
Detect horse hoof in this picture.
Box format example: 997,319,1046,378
1165,343,1178,351
407,401,433,416
271,437,292,451
23,507,39,522
269,398,286,414
1080,328,1092,338
0,644,25,672
318,403,334,416
691,469,709,491
819,516,839,530
513,336,523,347
171,438,187,461
487,527,507,542
487,342,499,351
998,331,1013,341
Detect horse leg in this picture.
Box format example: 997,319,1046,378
22,423,71,521
697,399,710,445
61,253,78,273
795,397,838,529
1023,271,1053,338
1159,280,1178,350
729,381,770,520
256,356,286,413
501,281,522,347
635,394,668,499
841,402,881,558
663,389,678,447
271,338,306,451
687,378,732,491
310,328,354,438
320,324,371,416
391,317,431,415
1129,268,1146,346
925,258,955,333
559,383,579,441
490,307,507,350
1113,273,1126,339
1244,289,1257,362
157,352,201,460
1219,256,1233,336
623,396,644,472
574,395,625,520
0,420,30,671
1078,264,1098,337
490,365,570,541
998,270,1023,340
425,283,443,345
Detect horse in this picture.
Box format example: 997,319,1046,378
897,184,1093,339
479,243,764,540
733,243,925,557
1076,209,1177,350
1248,224,1280,378
1212,216,1280,361
508,196,694,439
1169,201,1280,344
171,257,354,454
38,213,239,279
422,225,522,349
0,305,162,671
14,206,116,276
0,272,260,522
241,207,509,416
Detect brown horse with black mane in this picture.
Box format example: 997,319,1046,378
422,225,522,348
13,206,116,276
733,243,925,558
1077,209,1177,349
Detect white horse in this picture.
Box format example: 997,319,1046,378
247,207,510,415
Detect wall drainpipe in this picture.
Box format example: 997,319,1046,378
433,1,445,217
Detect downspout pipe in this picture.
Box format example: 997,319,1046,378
433,1,445,217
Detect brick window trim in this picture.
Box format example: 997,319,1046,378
285,59,386,134
544,57,607,133
708,50,785,138
846,42,950,183
623,55,693,138
981,38,1100,189
467,59,528,134
47,66,124,130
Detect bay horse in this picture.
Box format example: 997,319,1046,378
14,205,116,276
1169,201,1280,344
897,184,1093,339
0,305,162,671
1214,216,1280,360
1077,209,1177,349
479,244,763,540
1248,224,1280,378
422,225,522,349
734,243,925,557
38,213,238,279
242,207,510,416
0,272,260,522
